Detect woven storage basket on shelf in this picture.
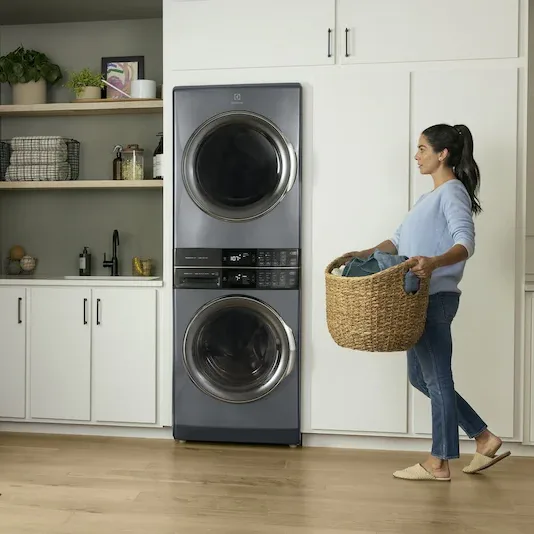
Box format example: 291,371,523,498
0,137,80,181
325,253,430,352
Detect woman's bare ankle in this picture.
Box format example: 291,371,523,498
475,429,502,455
422,456,450,478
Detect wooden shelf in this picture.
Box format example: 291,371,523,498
0,180,164,190
0,99,163,117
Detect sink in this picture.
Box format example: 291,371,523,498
63,276,159,281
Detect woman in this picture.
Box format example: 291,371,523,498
353,124,509,481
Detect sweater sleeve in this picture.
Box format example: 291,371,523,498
441,182,475,258
390,223,402,250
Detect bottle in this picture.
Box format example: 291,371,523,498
113,145,123,180
79,247,91,276
153,132,163,180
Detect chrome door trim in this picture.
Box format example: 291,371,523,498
182,295,295,403
182,110,298,222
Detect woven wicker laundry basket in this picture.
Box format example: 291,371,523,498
325,253,430,352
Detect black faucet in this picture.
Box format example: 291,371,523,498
103,229,120,276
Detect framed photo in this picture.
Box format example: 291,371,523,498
101,56,145,99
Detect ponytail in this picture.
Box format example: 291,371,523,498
422,123,482,215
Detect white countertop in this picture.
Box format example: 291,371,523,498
0,276,164,287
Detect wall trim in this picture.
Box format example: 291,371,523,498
303,433,534,457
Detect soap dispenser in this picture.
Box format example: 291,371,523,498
79,247,91,276
113,145,123,180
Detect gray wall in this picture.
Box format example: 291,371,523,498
0,19,163,276
0,190,162,276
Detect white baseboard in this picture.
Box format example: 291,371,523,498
2,422,533,457
303,433,534,457
0,422,174,440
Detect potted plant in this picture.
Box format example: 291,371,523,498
0,46,62,105
65,68,105,100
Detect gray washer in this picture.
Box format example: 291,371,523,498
173,83,302,249
173,288,301,445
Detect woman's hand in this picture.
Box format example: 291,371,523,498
409,256,438,279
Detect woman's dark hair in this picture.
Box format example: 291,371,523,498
422,123,481,215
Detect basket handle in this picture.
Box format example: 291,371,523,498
399,259,430,296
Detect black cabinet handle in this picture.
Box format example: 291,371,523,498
18,297,22,324
83,298,88,325
345,28,350,57
327,28,332,58
96,298,101,325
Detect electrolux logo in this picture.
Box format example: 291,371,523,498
231,92,243,105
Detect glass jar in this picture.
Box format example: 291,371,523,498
122,144,144,180
132,257,153,276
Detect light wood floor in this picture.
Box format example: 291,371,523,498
1,433,533,534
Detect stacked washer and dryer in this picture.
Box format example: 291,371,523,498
172,83,302,446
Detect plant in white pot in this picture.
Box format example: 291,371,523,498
65,68,105,100
0,46,62,105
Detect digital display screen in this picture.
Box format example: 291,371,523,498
225,270,256,287
222,249,257,267
228,273,253,287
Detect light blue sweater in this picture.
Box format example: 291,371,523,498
391,179,475,295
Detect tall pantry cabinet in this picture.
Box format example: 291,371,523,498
164,0,523,440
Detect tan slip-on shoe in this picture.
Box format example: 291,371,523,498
462,451,511,474
393,463,451,482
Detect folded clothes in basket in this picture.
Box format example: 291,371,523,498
10,136,68,152
5,162,71,181
334,250,420,294
10,147,68,165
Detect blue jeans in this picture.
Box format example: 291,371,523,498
408,292,487,460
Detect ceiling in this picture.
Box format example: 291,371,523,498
0,0,162,25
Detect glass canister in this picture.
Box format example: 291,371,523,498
132,256,153,276
122,144,145,180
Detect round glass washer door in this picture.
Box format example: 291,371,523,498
182,110,298,222
183,296,297,403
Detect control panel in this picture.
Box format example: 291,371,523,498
174,248,300,268
174,268,299,290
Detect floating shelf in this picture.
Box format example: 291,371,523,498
0,99,163,117
0,180,164,190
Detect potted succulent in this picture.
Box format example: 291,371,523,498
0,46,62,105
65,68,105,100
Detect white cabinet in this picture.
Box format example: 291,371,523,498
410,68,518,439
92,289,157,424
164,0,519,71
29,287,91,421
26,286,158,425
165,0,335,71
0,288,26,418
309,70,411,434
337,0,519,65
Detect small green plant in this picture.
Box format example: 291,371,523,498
65,68,105,96
0,45,62,85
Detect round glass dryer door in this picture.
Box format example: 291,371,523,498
182,110,298,221
183,296,296,403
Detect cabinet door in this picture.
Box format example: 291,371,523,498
92,289,157,424
0,288,26,418
337,0,519,64
309,69,411,434
410,68,518,439
164,0,335,70
29,288,91,421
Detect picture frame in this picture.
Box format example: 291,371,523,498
101,56,145,99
